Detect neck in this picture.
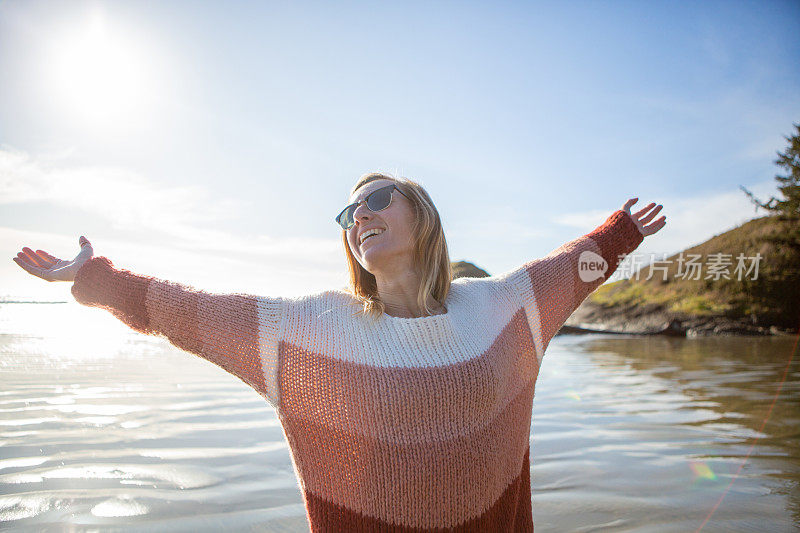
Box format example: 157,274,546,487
372,263,444,318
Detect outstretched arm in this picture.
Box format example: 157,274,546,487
13,237,284,411
69,256,284,410
505,199,666,358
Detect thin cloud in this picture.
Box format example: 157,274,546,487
0,146,243,235
2,226,347,301
448,205,548,244
555,180,777,267
0,146,341,258
1,147,346,299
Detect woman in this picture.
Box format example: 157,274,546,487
13,172,666,532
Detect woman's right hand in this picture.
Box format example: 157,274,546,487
13,236,94,282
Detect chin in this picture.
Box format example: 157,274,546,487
358,249,385,273
357,258,377,274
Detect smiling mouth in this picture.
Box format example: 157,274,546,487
360,232,383,247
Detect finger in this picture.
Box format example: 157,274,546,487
22,247,49,268
16,252,55,275
12,256,50,280
17,250,58,270
623,198,638,211
639,204,663,225
17,251,41,267
641,216,667,236
74,243,94,263
35,249,60,265
633,202,656,219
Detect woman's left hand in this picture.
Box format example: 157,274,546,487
622,198,666,237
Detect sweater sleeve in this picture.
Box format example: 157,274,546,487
71,256,284,411
500,209,644,359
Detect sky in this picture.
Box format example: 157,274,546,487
1,0,799,302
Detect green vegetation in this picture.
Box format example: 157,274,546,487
668,295,732,316
591,282,648,307
589,214,799,328
587,123,800,330
741,122,800,221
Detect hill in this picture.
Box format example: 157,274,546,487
566,215,800,336
451,261,490,279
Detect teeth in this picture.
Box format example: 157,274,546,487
360,228,384,244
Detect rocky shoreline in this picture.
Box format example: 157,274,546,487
560,301,797,338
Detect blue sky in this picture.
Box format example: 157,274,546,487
1,0,798,301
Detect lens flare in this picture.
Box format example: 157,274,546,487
689,460,717,481
694,320,800,532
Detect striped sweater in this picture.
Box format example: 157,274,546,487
70,209,644,532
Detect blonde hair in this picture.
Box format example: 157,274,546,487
342,172,452,321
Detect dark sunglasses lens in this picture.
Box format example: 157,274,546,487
367,186,393,211
337,186,395,229
339,207,355,229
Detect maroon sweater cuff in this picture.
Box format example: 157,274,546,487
587,210,644,273
71,256,152,333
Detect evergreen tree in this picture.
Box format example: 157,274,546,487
741,122,800,220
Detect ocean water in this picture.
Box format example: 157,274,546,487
1,302,798,532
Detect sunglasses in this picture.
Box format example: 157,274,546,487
335,184,411,230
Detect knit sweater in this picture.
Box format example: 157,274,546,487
70,209,644,532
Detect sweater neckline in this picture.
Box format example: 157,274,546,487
381,307,450,322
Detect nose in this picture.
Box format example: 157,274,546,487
351,201,373,225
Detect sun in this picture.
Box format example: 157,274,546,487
48,11,154,127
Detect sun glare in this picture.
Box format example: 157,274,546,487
48,12,154,127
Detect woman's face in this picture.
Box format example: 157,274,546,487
345,179,416,274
